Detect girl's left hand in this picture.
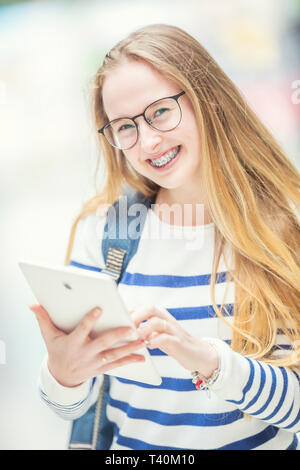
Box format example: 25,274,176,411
130,305,219,378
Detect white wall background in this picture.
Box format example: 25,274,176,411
0,0,299,449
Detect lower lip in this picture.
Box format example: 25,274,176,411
147,146,182,172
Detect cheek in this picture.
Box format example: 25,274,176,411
179,101,200,138
123,150,138,167
180,119,201,155
123,150,147,176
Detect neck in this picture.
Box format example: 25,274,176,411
154,186,213,226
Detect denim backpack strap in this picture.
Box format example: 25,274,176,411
68,378,110,450
69,190,154,450
102,190,155,281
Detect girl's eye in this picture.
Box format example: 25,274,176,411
154,108,168,118
118,123,134,132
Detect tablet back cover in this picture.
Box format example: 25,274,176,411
19,261,162,386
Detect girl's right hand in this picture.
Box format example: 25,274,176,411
29,304,145,388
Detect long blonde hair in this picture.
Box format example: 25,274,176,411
65,24,300,367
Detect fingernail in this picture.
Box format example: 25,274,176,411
93,308,102,317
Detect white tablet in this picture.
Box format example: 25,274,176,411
19,260,162,386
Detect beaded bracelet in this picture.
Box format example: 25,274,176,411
191,368,220,398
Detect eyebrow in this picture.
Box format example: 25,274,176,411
107,91,184,123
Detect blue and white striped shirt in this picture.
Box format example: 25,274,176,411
39,209,300,450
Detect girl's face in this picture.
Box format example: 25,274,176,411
102,60,202,192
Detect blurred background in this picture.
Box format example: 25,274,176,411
0,0,299,450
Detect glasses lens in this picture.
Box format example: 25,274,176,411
145,98,181,131
104,119,137,150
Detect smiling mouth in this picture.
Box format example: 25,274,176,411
147,145,181,168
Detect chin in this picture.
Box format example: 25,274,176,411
158,182,183,190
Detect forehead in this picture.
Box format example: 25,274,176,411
102,60,180,120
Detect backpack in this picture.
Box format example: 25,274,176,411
68,190,155,450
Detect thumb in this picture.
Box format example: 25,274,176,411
29,304,63,342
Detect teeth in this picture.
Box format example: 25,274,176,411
150,146,180,167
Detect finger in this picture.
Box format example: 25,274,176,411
137,317,172,341
146,332,177,353
29,304,63,342
96,353,145,374
98,338,145,363
130,305,167,328
89,326,137,353
70,307,102,343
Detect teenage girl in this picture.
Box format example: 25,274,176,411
30,24,300,450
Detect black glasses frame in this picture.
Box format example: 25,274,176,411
98,91,185,150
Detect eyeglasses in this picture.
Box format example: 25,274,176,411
98,91,185,150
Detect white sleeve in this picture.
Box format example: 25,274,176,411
38,356,103,421
38,212,107,419
204,201,300,432
205,338,300,433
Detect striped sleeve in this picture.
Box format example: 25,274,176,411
38,356,102,420
206,338,300,433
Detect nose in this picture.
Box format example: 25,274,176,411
137,119,163,154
